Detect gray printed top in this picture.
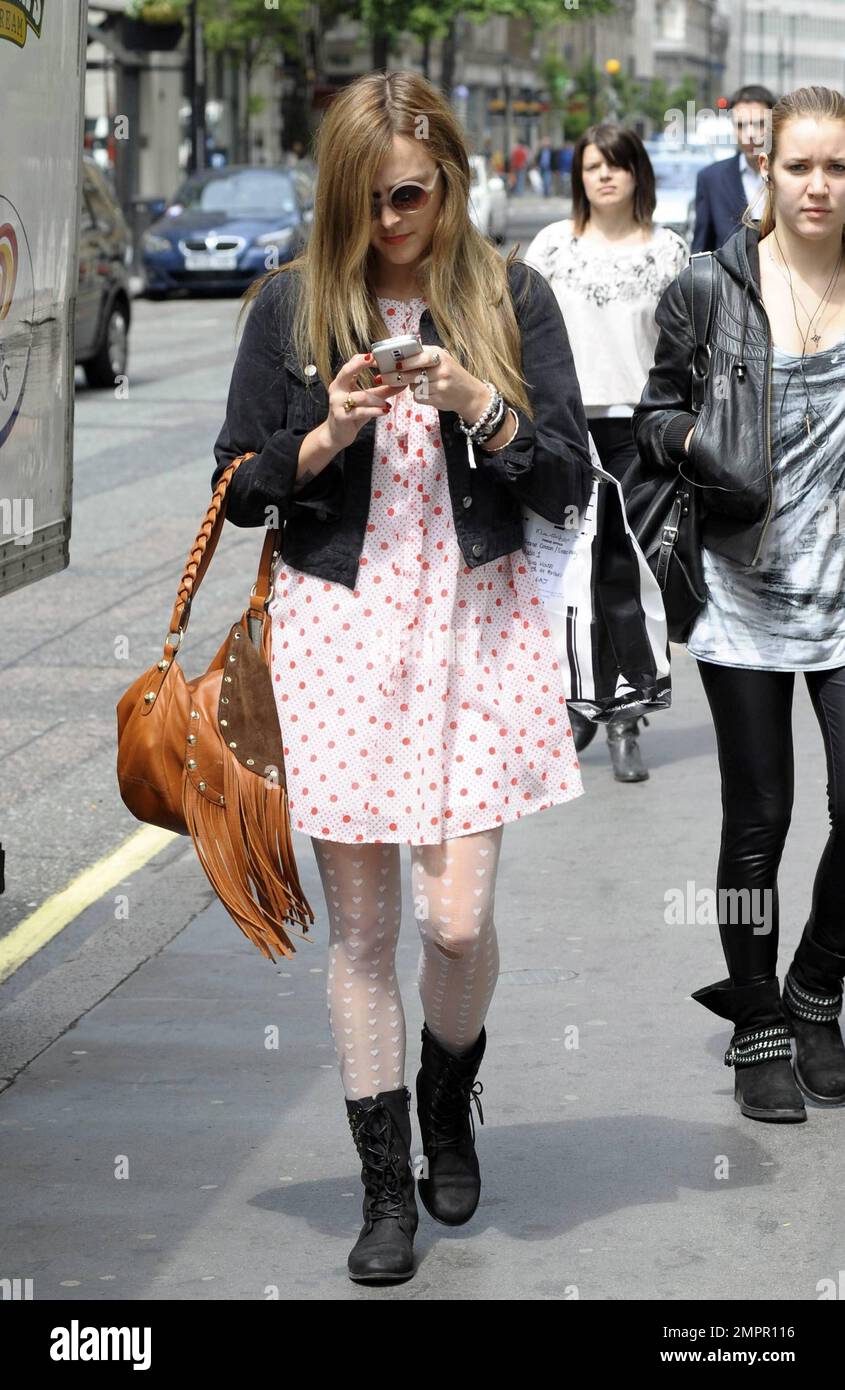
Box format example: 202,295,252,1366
687,334,845,671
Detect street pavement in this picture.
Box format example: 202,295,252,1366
1,202,843,1302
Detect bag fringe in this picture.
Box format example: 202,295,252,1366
181,757,315,963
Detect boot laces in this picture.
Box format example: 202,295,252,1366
349,1106,407,1221
428,1074,485,1148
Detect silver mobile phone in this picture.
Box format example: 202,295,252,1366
369,333,423,377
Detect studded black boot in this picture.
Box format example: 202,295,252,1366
416,1023,486,1226
345,1086,419,1282
783,932,845,1105
606,714,650,782
692,977,806,1122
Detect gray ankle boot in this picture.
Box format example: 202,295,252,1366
606,714,649,782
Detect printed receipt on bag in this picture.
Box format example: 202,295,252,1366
521,485,598,604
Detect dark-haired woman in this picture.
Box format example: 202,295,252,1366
634,85,845,1123
212,69,591,1281
526,124,688,782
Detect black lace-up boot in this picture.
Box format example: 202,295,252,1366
606,714,650,782
692,977,806,1122
345,1086,418,1282
783,931,845,1105
416,1023,486,1226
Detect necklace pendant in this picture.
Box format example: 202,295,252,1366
811,333,821,347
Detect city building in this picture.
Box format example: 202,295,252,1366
730,0,845,98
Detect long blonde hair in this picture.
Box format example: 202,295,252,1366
742,84,845,244
235,69,534,416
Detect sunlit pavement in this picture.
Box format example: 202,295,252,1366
0,207,840,1301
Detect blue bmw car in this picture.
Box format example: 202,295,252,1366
141,164,313,297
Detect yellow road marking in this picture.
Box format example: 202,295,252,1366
0,826,178,984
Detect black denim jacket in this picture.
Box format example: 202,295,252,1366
212,258,592,589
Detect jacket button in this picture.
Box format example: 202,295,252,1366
471,542,483,557
462,495,472,508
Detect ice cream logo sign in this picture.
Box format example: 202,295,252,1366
0,0,44,48
0,203,35,449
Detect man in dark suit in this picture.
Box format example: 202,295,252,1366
692,84,777,252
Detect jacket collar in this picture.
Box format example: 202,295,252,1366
715,219,763,296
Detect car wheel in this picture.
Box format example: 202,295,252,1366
84,301,129,388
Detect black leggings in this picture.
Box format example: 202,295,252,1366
696,660,845,985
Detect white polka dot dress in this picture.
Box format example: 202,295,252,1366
268,295,584,844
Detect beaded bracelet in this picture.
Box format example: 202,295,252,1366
479,408,519,452
474,394,506,443
457,381,500,440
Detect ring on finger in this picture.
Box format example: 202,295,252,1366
343,394,356,413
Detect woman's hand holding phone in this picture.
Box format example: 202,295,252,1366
323,352,405,451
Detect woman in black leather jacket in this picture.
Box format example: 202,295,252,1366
633,85,845,1125
212,69,591,1283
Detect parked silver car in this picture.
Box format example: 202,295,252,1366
75,156,132,387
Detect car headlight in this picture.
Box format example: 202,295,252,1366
255,228,294,248
142,232,171,253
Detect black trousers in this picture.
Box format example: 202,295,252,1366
586,416,644,737
696,660,845,985
586,415,639,484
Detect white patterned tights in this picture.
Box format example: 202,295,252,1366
312,827,503,1100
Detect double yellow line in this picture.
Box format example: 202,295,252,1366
0,826,177,985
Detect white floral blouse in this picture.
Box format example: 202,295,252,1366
524,217,689,415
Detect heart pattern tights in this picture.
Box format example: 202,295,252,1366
312,827,503,1099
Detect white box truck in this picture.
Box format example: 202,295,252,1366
0,0,88,599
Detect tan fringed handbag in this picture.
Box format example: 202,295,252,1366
115,453,315,962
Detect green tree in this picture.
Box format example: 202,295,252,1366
126,0,190,19
199,0,305,157
350,0,617,93
194,0,619,159
642,77,670,129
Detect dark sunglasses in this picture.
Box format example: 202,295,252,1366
370,167,441,219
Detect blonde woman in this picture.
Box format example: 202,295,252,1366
634,87,845,1123
212,70,592,1282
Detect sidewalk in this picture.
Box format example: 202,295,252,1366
0,643,841,1300
506,191,571,220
